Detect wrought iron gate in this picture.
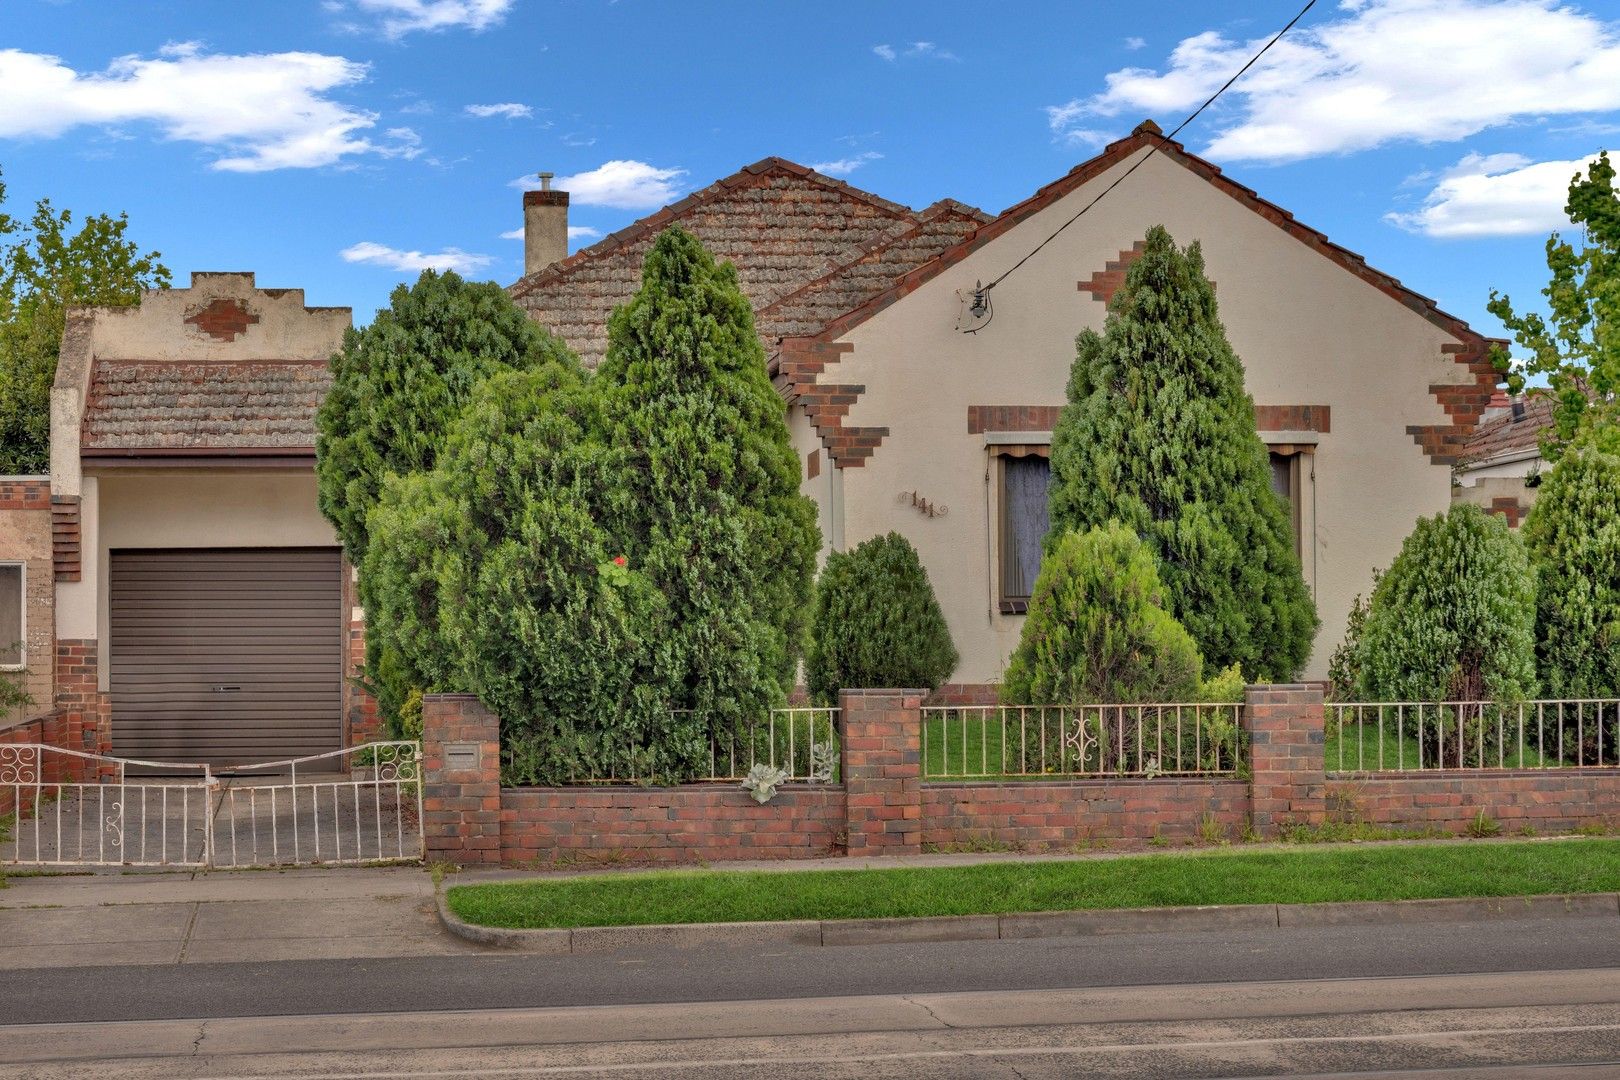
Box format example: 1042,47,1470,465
0,741,423,870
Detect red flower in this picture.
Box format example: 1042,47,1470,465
613,556,627,567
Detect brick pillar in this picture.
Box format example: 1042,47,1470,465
839,688,924,856
422,693,501,866
1244,683,1327,836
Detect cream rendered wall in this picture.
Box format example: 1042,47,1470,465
788,404,839,558
89,469,338,691
819,147,1468,684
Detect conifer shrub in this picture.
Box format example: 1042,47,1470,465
594,226,820,736
1048,225,1316,679
1003,524,1202,706
806,532,958,704
1354,505,1536,765
1522,435,1620,758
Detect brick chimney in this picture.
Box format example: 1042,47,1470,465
523,172,569,275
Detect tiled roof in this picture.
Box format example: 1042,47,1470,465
81,359,331,452
508,157,986,367
1464,397,1554,464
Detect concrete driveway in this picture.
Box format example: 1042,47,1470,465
0,867,484,969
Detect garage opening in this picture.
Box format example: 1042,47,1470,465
109,548,343,766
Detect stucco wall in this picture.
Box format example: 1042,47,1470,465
0,481,56,719
810,148,1470,684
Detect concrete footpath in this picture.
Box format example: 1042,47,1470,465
0,867,485,969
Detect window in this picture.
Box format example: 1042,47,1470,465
0,563,22,668
998,453,1051,614
1268,450,1303,557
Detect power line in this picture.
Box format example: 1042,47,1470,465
961,0,1319,331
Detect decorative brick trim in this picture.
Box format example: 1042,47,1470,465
806,449,820,480
967,405,1063,434
50,495,80,581
1407,341,1501,465
0,479,50,510
779,340,887,468
1078,241,1148,303
1488,496,1527,528
183,297,260,342
1254,405,1332,434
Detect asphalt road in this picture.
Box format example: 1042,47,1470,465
3,913,1620,1025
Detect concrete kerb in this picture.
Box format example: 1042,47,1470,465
433,887,1620,955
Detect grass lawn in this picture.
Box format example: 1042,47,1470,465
446,838,1620,930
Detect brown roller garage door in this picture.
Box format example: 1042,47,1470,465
110,548,343,765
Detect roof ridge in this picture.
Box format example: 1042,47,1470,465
509,157,919,300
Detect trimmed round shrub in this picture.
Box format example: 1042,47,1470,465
1002,523,1202,706
806,532,959,704
1354,504,1536,763
1047,225,1317,680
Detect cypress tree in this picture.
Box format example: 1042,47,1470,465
806,532,958,705
1048,225,1317,679
1522,437,1620,699
595,226,820,733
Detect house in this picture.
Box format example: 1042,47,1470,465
1452,391,1551,527
510,121,1502,691
11,273,367,763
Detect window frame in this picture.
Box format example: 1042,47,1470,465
0,560,25,671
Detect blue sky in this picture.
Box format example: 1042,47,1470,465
2,0,1617,342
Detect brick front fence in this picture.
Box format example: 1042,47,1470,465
421,685,1620,867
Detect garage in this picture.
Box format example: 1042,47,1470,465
109,547,344,766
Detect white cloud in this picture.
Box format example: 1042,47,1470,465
810,151,883,176
1124,36,1147,50
872,44,896,61
874,41,956,61
342,0,514,38
501,225,601,241
512,160,686,209
1385,152,1598,237
0,45,418,172
340,241,494,274
1049,0,1620,163
465,102,531,119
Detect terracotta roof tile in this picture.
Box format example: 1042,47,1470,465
1464,397,1553,463
508,159,984,367
82,359,330,452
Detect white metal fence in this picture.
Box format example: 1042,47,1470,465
0,741,423,870
921,704,1245,780
1327,700,1620,773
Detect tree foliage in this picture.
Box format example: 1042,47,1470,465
594,225,820,729
1354,504,1536,705
806,532,958,705
1002,524,1202,706
1487,153,1620,460
0,170,170,473
1047,225,1316,679
1522,436,1620,700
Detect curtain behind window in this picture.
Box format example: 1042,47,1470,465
1001,456,1051,602
0,565,21,667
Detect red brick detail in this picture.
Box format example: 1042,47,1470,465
1487,496,1527,528
53,639,108,772
522,190,570,208
839,688,924,856
50,495,80,582
966,405,1064,434
1407,342,1501,465
0,479,50,510
781,338,886,468
183,297,260,342
501,787,845,865
1327,772,1620,835
0,710,85,816
806,449,820,481
1077,241,1148,303
421,694,503,866
1254,405,1332,434
924,779,1249,848
1244,684,1326,836
343,564,381,746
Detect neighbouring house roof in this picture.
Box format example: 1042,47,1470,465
80,359,331,455
1462,396,1554,467
507,157,990,367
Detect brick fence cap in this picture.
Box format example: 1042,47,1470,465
1244,683,1319,692
421,692,484,703
840,688,932,696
